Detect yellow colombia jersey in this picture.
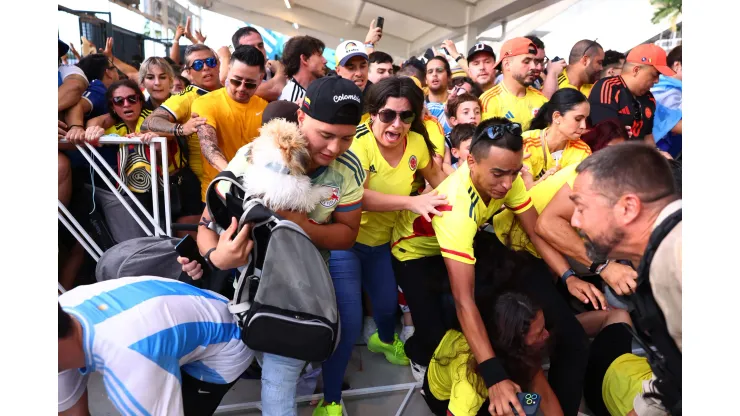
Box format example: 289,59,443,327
494,164,578,257
602,353,654,416
558,68,594,99
427,330,486,416
351,121,431,247
191,88,268,201
479,82,547,130
391,162,532,264
159,84,209,181
106,109,183,193
521,129,592,180
423,114,446,157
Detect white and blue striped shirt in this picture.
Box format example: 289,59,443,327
58,276,253,415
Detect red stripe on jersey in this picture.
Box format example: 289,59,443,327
440,248,475,261
507,197,532,212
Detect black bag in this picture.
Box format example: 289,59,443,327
624,208,682,415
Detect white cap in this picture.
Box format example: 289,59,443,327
335,40,369,67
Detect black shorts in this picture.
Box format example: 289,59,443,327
181,371,238,416
583,323,634,416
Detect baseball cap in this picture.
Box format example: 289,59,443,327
494,37,538,68
467,42,496,62
301,75,364,126
262,100,300,125
626,44,676,76
335,40,369,67
59,39,69,59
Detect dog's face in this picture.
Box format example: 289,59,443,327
249,118,312,176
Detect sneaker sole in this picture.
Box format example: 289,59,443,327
367,344,410,366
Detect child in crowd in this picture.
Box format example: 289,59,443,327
448,123,476,170
443,93,482,172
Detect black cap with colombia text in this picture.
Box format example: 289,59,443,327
301,75,363,126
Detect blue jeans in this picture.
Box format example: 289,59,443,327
260,352,306,416
322,242,399,403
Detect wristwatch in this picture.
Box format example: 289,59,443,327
589,260,610,275
204,247,220,271
455,54,465,62
560,268,577,284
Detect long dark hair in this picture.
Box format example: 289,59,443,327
529,88,587,131
106,79,146,124
365,76,436,157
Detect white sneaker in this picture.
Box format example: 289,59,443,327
399,326,415,343
362,316,377,344
410,360,427,383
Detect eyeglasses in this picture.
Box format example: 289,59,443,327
187,57,218,71
582,38,600,58
378,109,416,124
111,94,140,106
228,78,258,90
471,123,522,147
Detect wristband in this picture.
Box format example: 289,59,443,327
478,357,509,388
561,268,577,284
204,247,220,271
455,54,465,62
364,42,374,49
589,260,606,274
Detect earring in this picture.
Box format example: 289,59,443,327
556,121,560,125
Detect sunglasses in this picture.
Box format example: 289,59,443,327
378,109,416,124
228,78,259,90
582,38,600,58
187,57,218,71
471,123,522,147
111,94,140,106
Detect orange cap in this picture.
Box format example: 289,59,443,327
626,44,675,76
495,37,538,68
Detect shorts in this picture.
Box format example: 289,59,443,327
583,323,634,416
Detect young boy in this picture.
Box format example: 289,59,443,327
448,123,476,170
444,92,482,171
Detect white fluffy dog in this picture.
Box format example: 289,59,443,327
238,118,333,213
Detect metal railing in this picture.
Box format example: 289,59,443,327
58,136,172,269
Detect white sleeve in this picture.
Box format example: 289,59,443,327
58,369,90,412
59,64,89,85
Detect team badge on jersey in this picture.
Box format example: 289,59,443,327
408,155,418,171
644,107,652,119
320,186,341,208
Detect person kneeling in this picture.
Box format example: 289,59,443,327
423,292,562,416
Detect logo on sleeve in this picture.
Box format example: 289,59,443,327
408,155,418,171
644,106,652,119
320,186,341,208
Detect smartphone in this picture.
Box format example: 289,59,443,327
512,392,541,416
551,56,563,62
442,47,449,55
376,16,385,30
174,235,210,280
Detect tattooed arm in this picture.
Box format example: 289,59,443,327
141,107,177,135
197,124,228,171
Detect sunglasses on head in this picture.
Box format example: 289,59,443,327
111,95,140,106
228,78,258,90
471,123,522,147
377,109,416,124
582,38,599,58
187,57,218,71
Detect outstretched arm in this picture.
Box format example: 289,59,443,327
197,124,228,171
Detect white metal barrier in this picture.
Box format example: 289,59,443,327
58,136,173,264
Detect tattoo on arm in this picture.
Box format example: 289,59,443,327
141,107,177,134
198,125,228,171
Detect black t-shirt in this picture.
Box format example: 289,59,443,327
588,76,656,140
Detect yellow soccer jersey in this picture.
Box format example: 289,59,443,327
351,121,431,247
602,353,654,416
557,68,594,98
160,84,209,181
106,109,183,193
423,114,446,157
521,129,592,180
391,163,532,264
494,164,578,257
480,82,547,130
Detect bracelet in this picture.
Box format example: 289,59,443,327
364,42,374,48
455,54,465,62
68,124,84,129
204,247,219,271
478,357,509,388
561,268,577,284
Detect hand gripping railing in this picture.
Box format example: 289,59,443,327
58,136,172,271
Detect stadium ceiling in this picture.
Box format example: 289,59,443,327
190,0,571,60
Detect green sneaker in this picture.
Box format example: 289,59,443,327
367,332,410,365
312,399,342,416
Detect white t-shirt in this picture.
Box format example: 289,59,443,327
58,64,88,85
279,78,307,103
58,276,253,414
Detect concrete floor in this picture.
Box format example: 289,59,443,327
87,345,599,415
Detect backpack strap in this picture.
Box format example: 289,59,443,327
627,207,682,414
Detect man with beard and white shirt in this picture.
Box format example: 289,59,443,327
278,35,327,103
425,56,452,133
480,37,547,129
543,39,604,99
466,42,497,93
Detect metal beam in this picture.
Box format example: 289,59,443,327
351,1,366,26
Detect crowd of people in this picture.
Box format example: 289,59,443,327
58,17,682,416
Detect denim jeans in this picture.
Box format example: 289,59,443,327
322,242,400,403
259,352,306,416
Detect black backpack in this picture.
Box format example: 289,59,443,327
625,208,682,415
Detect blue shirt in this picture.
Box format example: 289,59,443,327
82,79,109,119
651,75,682,157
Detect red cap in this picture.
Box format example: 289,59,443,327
626,44,675,76
495,37,538,68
